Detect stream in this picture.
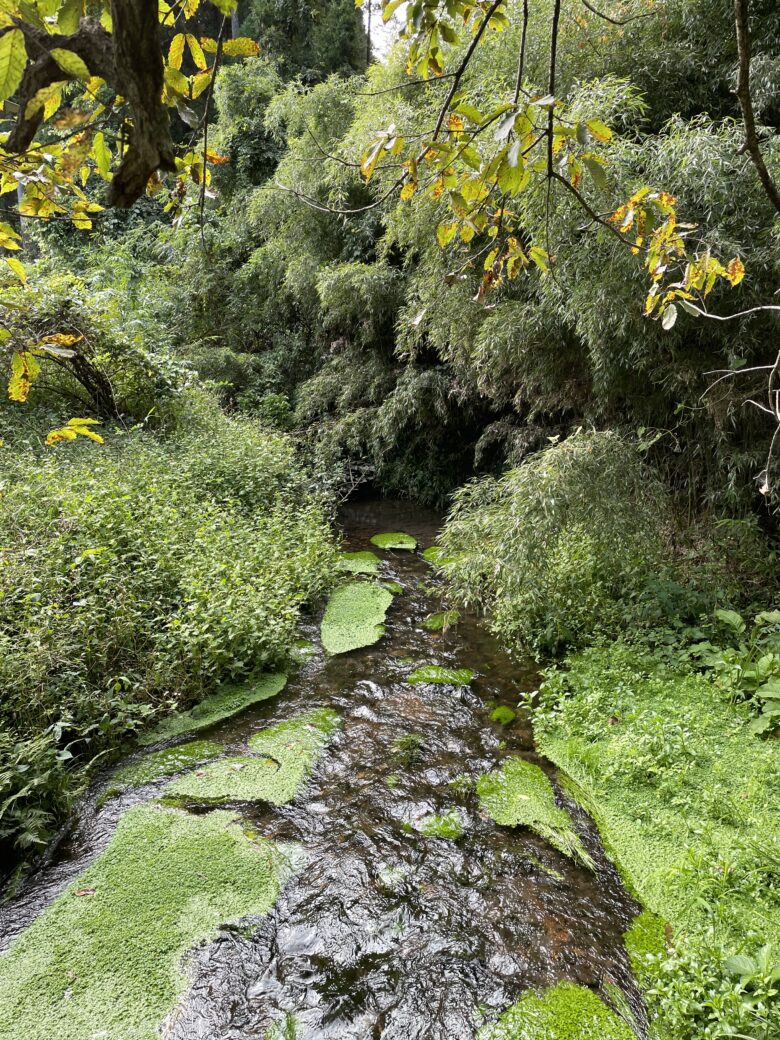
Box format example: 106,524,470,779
0,498,642,1039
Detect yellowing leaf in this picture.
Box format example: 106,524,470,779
726,257,745,287
168,33,185,71
91,130,111,179
436,222,458,248
25,83,63,121
191,69,212,99
586,119,612,143
8,351,40,402
222,37,261,58
0,221,22,251
0,28,27,101
50,48,91,81
209,0,237,14
5,256,26,283
186,33,207,70
46,417,104,446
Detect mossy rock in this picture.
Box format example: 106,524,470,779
407,665,474,686
422,545,445,563
337,550,382,575
477,982,635,1040
491,705,517,726
166,709,340,805
382,580,404,595
0,805,287,1040
477,758,594,869
139,672,287,745
107,739,223,794
320,581,393,655
418,810,465,840
370,532,417,550
422,609,461,631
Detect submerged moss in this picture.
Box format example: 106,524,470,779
370,531,417,550
407,665,474,686
418,810,465,840
477,758,593,869
477,982,635,1040
422,609,461,631
422,545,445,563
337,550,382,575
107,740,223,794
166,709,340,805
139,673,287,745
491,706,517,726
0,805,288,1040
382,580,404,595
320,581,393,655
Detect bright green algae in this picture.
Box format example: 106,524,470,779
491,705,517,725
139,672,287,745
166,709,340,805
370,532,417,550
477,982,635,1040
320,581,393,655
422,609,461,631
407,665,474,686
0,805,287,1040
337,550,382,575
418,810,465,839
476,758,593,869
108,740,223,792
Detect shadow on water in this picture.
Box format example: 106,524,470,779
0,499,643,1039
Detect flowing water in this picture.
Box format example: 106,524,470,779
0,498,642,1038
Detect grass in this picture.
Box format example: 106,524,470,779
0,805,289,1040
534,644,780,1038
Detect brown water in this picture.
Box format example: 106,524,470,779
0,499,642,1038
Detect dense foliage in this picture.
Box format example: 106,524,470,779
0,395,336,864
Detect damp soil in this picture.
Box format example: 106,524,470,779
0,498,642,1039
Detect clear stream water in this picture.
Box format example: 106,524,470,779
0,499,642,1039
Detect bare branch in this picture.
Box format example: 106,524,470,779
580,0,655,26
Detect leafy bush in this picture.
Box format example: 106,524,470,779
0,396,337,865
439,431,672,655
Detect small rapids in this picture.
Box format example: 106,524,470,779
0,499,642,1039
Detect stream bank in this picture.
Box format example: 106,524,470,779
0,499,645,1040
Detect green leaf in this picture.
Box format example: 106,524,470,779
715,609,746,634
583,156,607,191
50,47,91,81
0,29,27,101
724,955,756,976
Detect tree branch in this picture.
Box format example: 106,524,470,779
733,0,780,214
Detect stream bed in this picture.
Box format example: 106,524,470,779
0,499,642,1039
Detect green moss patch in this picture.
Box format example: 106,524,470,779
407,665,474,686
382,580,404,595
476,758,593,868
422,545,445,563
140,672,287,745
491,705,517,725
477,982,635,1040
0,805,287,1040
166,709,340,805
624,910,669,983
422,609,461,631
107,740,223,794
370,532,418,550
418,810,465,839
337,550,382,575
320,581,393,655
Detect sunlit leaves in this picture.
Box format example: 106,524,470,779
8,351,39,402
46,417,104,446
222,38,260,58
0,28,26,100
50,48,91,81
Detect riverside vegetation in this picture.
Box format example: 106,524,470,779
1,1,780,1038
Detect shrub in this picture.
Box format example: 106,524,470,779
439,431,672,655
0,398,337,865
